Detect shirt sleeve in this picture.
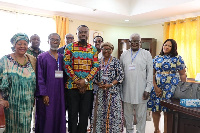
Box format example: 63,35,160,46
36,55,48,96
0,56,9,99
176,55,186,71
145,51,153,92
63,45,80,82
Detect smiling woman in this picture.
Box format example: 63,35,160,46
0,10,56,58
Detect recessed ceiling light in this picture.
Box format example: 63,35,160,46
125,20,129,22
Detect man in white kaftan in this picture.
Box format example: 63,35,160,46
120,33,153,133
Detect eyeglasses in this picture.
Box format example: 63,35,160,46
66,37,74,40
50,38,60,42
102,48,112,52
129,40,141,44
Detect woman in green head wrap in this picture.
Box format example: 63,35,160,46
0,33,36,133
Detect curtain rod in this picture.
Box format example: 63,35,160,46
0,8,53,19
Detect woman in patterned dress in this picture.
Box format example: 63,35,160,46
0,33,36,133
147,39,186,133
91,42,124,133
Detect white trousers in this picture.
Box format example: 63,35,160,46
124,102,147,133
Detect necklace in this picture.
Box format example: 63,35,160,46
14,53,27,66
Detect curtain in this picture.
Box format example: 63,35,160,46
54,16,69,47
163,16,200,78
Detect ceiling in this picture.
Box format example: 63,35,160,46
0,0,200,27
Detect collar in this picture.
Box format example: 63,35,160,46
29,47,42,53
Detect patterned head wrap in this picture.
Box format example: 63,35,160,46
101,42,114,50
10,33,29,46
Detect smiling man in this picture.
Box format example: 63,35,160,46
120,33,153,133
35,33,66,133
93,36,104,59
64,25,99,133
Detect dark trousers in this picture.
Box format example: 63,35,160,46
67,89,94,133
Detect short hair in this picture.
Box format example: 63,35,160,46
129,33,141,41
160,39,178,57
65,33,74,39
30,34,40,40
48,33,61,40
93,36,104,42
77,25,89,30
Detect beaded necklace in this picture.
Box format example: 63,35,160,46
14,53,27,66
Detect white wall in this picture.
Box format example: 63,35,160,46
69,19,164,58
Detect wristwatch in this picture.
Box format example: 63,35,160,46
84,79,89,85
111,83,114,87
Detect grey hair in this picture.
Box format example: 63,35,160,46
65,33,74,38
129,33,141,41
48,33,61,40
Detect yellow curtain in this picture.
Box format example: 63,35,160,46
53,16,69,47
163,16,200,78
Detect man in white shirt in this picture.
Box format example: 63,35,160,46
120,33,153,133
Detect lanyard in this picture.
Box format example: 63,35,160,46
131,48,140,64
103,56,111,73
49,50,60,71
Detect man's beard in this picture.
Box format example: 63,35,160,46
80,39,87,46
50,46,58,50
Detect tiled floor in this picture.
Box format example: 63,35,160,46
30,111,164,133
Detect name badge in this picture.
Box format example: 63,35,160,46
55,70,63,78
129,64,136,70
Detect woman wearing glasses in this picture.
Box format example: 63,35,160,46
91,42,124,133
0,33,36,133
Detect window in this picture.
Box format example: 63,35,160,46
0,10,56,58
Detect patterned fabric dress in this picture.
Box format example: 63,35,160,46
0,55,36,133
91,57,124,133
147,55,186,112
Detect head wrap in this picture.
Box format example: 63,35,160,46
101,42,114,50
10,33,29,46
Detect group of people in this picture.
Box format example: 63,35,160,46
0,24,186,133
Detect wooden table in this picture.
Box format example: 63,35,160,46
160,99,200,133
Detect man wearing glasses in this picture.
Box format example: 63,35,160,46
35,33,66,133
58,33,74,55
93,36,104,59
120,33,153,133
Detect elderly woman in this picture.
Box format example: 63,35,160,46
147,39,186,133
91,42,124,133
0,33,36,133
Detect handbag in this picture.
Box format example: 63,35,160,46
173,81,200,99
